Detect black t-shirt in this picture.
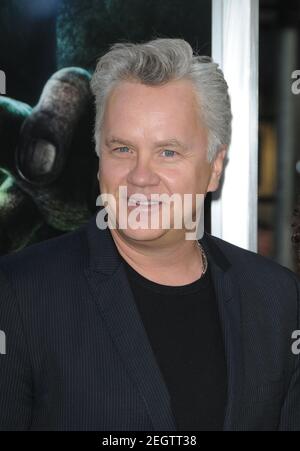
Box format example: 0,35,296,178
121,256,228,431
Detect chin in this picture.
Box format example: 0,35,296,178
118,226,167,243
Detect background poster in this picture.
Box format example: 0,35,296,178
1,0,300,274
0,0,211,255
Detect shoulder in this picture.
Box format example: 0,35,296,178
208,232,297,275
206,233,300,295
0,222,89,285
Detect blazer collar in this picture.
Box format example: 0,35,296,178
85,211,232,276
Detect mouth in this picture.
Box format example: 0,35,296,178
127,197,163,207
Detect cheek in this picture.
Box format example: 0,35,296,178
194,162,212,192
158,168,185,193
161,166,208,196
100,158,128,190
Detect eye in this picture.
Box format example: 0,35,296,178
113,146,131,154
161,149,178,158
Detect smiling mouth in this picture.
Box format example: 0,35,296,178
127,198,163,207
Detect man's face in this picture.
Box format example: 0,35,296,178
98,79,225,245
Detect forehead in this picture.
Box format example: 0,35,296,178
105,79,199,115
103,79,202,136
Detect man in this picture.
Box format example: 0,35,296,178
0,38,299,431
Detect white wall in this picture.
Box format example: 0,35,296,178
211,0,259,252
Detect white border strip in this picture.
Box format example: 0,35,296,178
211,0,259,252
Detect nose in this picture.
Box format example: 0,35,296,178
126,154,160,187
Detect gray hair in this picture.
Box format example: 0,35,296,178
90,38,232,162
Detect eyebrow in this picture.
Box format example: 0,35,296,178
105,136,188,150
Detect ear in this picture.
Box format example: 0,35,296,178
207,146,227,193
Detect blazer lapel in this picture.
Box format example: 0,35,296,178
200,233,244,431
84,213,177,431
83,212,244,431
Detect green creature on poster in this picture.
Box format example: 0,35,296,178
0,0,211,255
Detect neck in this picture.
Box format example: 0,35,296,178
109,228,205,285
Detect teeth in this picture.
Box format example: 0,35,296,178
139,203,159,206
136,202,159,206
129,199,160,206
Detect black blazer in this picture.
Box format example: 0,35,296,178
0,212,300,431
